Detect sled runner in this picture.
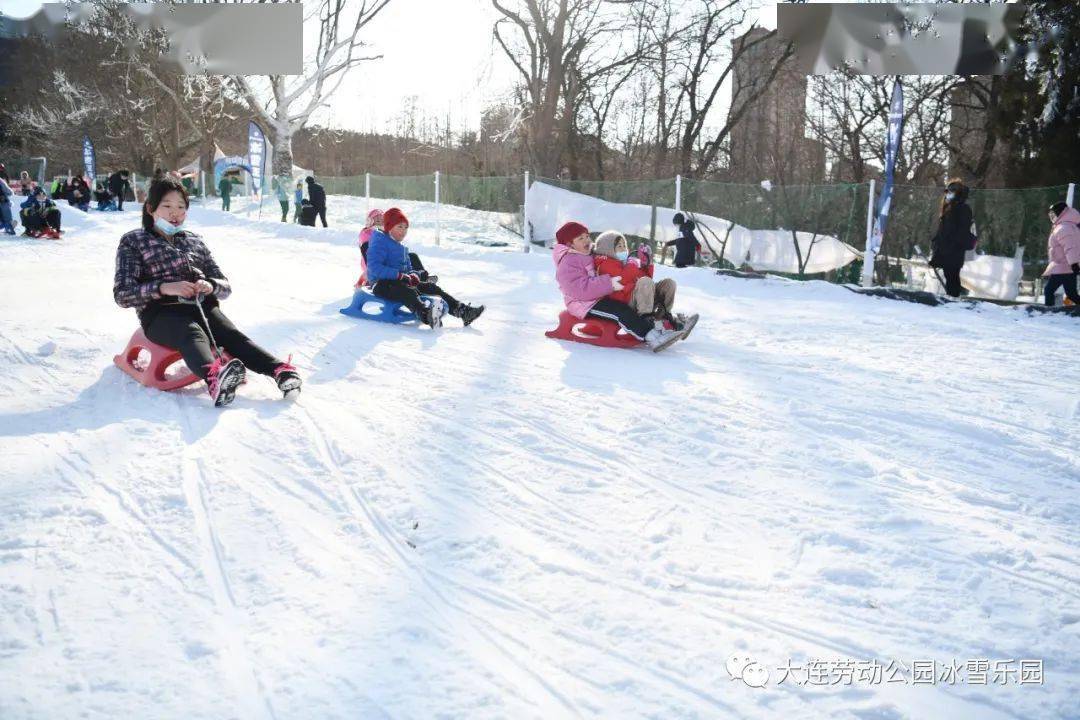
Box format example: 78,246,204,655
544,311,643,349
339,289,448,325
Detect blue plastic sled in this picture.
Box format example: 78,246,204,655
339,289,448,325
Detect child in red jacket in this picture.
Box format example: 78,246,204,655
593,230,697,335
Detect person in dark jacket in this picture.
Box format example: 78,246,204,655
107,170,132,211
0,167,16,234
929,178,974,298
665,212,703,268
113,177,302,407
94,181,116,211
217,174,232,211
305,175,327,227
68,175,91,211
20,187,62,238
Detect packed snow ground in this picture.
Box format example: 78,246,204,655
0,196,1078,720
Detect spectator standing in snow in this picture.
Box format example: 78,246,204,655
366,207,484,328
218,174,233,211
18,170,34,196
272,174,290,222
929,179,975,298
1042,201,1080,306
665,213,703,268
306,176,327,227
112,177,302,407
293,180,303,223
107,170,132,211
552,221,687,352
0,167,17,234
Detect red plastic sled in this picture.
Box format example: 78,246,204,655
544,311,642,349
113,328,231,391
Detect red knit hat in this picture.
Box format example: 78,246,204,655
383,207,408,232
556,221,589,246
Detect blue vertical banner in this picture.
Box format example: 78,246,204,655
82,136,96,182
870,79,904,255
247,121,266,198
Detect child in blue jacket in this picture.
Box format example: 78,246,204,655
20,187,62,238
366,207,484,328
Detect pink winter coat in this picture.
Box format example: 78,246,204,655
553,243,615,318
1044,206,1080,276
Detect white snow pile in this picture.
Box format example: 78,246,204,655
0,197,1077,719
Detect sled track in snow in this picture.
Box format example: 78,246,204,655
178,404,278,720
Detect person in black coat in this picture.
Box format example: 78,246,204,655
929,178,974,298
665,212,703,268
305,176,327,227
107,170,132,211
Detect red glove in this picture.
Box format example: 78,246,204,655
400,272,421,287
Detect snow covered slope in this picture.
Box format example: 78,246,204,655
0,199,1077,719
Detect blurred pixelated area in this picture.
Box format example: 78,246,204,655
778,2,1027,75
0,2,301,78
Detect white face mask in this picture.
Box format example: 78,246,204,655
154,216,183,236
944,192,955,202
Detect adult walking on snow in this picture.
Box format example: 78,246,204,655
1042,202,1080,307
929,178,976,298
107,170,132,211
113,177,302,407
665,213,703,268
306,176,327,227
218,174,233,212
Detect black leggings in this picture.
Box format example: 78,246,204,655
144,305,281,380
587,297,653,340
371,278,460,315
1044,273,1080,306
316,206,327,227
940,265,963,298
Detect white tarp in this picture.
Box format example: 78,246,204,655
526,181,858,275
906,246,1025,301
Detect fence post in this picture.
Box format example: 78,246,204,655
1068,182,1076,207
434,171,441,247
200,170,206,206
861,179,877,287
523,170,531,253
365,172,371,213
675,174,682,213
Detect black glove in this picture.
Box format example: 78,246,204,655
1072,263,1080,275
418,270,430,282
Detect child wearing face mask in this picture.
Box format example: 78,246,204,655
552,221,686,352
592,230,698,337
113,177,302,407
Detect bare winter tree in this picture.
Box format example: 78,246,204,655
671,1,795,177
231,0,391,178
491,0,656,178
